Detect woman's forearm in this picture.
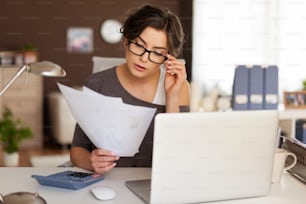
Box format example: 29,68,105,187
166,81,190,113
70,147,94,171
166,96,180,112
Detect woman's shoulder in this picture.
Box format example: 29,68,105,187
84,66,117,89
88,66,116,79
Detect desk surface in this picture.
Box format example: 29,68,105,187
0,167,305,204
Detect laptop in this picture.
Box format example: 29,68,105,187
288,162,306,184
126,110,279,204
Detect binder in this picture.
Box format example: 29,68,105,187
232,65,248,110
296,120,306,144
248,65,264,110
263,65,278,109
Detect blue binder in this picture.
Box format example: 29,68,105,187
232,65,249,110
263,65,278,109
248,65,264,110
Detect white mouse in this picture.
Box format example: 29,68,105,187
90,186,116,200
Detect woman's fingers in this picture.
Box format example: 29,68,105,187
94,162,117,174
165,54,186,78
93,148,115,156
91,148,119,174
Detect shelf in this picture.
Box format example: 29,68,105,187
279,109,306,120
278,109,306,139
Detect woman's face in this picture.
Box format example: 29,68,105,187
125,26,168,79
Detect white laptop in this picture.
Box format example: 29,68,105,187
126,110,279,204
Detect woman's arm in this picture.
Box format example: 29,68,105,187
70,147,119,174
164,54,190,112
166,81,190,112
70,147,94,171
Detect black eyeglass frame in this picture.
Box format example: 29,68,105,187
127,40,168,64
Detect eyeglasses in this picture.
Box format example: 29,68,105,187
127,40,168,64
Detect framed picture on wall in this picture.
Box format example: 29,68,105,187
67,27,93,53
284,91,306,109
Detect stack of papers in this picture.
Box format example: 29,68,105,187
58,83,156,156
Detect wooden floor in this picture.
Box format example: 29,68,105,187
0,146,70,167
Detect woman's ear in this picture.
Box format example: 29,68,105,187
123,38,129,47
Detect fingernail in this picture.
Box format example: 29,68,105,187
93,173,101,178
111,151,117,156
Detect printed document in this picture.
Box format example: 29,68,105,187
58,83,156,156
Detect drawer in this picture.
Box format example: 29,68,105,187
1,96,42,114
0,85,42,97
11,113,42,149
0,68,42,95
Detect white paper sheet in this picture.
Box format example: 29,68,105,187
58,83,156,156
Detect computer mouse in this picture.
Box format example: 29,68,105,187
90,186,116,201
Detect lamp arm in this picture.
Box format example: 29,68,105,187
0,65,29,96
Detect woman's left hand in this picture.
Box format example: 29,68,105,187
164,54,187,97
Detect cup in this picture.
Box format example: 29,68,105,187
272,148,297,183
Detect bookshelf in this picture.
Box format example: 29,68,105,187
279,108,306,138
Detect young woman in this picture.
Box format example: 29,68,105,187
70,4,190,174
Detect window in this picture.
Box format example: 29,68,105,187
192,0,306,102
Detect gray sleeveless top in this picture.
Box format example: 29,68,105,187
71,67,189,167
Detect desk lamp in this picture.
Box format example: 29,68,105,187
0,61,66,96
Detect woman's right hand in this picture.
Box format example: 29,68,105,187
91,149,120,174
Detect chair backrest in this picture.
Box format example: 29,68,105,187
48,92,76,145
92,56,125,73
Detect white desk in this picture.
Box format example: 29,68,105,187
0,167,305,204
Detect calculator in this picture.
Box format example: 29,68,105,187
31,170,105,190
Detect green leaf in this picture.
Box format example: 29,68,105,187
0,106,33,153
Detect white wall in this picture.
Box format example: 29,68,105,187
192,0,306,101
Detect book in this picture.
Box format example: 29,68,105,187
296,119,306,144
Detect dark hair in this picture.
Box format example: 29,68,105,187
120,5,185,57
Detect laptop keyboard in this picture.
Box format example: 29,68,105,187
288,162,306,184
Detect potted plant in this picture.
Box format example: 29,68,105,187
20,43,39,64
0,107,33,166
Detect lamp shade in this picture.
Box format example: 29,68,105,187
29,61,66,77
0,61,66,96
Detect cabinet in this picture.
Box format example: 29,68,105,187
279,109,306,138
0,67,43,149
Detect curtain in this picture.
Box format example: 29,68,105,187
192,0,306,102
